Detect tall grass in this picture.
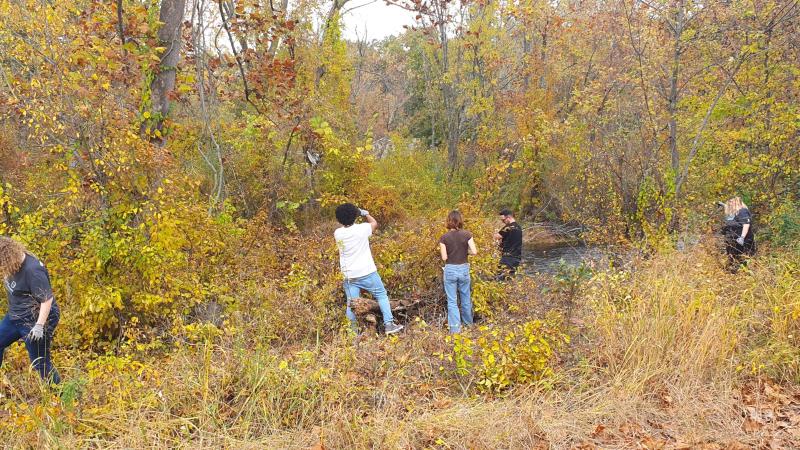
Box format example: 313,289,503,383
2,242,798,448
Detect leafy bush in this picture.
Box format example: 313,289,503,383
444,314,569,394
10,181,235,349
763,200,800,250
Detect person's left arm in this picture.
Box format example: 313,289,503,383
27,266,54,340
35,297,54,327
737,209,752,245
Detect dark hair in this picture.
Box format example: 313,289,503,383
446,210,464,230
335,203,361,226
499,208,514,217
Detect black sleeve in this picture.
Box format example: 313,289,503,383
736,208,752,225
28,266,54,303
499,226,509,237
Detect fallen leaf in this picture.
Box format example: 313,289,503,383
766,438,784,449
591,424,606,437
743,417,765,433
640,436,667,449
765,383,791,405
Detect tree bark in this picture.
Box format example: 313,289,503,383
667,0,684,178
315,0,350,87
437,0,460,179
145,0,187,145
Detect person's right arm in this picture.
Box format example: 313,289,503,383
468,238,478,255
494,225,506,242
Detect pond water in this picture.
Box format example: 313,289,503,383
520,242,604,275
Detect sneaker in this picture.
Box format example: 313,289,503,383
384,321,404,335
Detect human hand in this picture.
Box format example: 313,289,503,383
27,324,44,341
736,236,745,246
359,209,369,217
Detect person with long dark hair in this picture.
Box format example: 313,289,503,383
0,237,60,384
439,210,478,333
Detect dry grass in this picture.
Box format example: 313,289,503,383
2,241,799,448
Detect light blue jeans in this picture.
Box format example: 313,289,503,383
344,271,394,326
443,263,473,333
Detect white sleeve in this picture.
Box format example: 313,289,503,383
359,222,373,237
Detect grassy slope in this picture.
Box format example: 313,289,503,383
1,236,799,448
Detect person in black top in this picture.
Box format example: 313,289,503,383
0,237,60,384
494,208,523,280
720,197,756,270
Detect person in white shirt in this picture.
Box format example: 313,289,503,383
334,203,404,335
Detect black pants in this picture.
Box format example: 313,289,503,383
497,256,521,281
724,236,756,271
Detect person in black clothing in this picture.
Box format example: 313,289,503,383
0,237,60,384
494,209,523,280
720,197,756,270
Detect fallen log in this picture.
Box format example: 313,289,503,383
349,290,437,328
350,296,424,317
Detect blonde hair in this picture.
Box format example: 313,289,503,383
724,197,747,217
0,237,25,280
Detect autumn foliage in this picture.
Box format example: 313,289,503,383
0,0,799,447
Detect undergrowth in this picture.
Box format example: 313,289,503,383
0,229,798,448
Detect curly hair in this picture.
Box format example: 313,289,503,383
335,203,361,226
0,237,25,280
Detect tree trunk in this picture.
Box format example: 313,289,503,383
315,0,349,87
145,0,187,145
522,33,531,89
668,0,684,179
437,3,459,179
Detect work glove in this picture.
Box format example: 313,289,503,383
27,324,44,341
359,209,369,217
736,236,745,246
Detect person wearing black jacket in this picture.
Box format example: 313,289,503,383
494,209,523,280
720,196,756,269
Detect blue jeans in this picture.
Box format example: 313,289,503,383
0,314,61,384
443,264,473,333
344,271,394,326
